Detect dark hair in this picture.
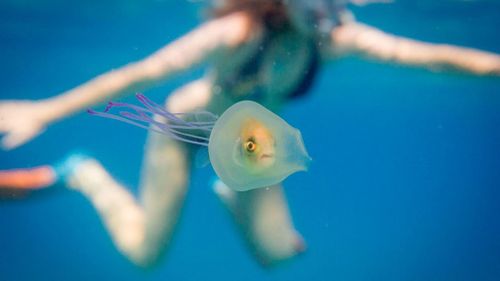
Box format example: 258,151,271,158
210,0,291,31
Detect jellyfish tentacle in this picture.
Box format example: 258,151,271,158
118,111,211,142
106,102,212,129
103,98,214,133
89,109,209,146
119,111,213,132
105,102,152,114
135,94,217,131
88,95,215,147
151,123,211,142
105,98,217,128
88,94,216,146
173,110,219,121
135,94,193,126
87,109,169,135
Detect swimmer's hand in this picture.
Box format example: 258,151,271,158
0,101,47,150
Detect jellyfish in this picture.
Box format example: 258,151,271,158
88,94,311,191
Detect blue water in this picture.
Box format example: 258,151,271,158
1,1,499,280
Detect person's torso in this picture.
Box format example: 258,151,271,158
209,26,321,113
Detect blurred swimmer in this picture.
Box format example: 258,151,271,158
0,0,499,267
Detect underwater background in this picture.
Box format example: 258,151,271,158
0,0,499,280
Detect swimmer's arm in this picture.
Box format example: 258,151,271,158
329,22,500,76
38,12,251,123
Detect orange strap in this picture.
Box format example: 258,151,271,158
0,165,56,189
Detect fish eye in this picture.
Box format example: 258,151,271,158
245,140,256,153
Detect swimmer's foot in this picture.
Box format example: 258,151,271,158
54,153,92,184
0,165,57,190
61,156,118,197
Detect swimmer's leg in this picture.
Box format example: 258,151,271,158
65,79,212,266
64,156,148,262
0,130,190,265
65,137,190,266
213,180,305,266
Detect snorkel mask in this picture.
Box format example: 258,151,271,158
285,0,349,36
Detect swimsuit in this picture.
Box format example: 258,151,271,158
221,28,320,102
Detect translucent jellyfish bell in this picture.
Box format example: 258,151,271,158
89,95,311,192
209,101,311,191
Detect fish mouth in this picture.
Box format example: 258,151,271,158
260,153,274,160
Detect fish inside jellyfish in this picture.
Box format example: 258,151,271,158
88,94,311,191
